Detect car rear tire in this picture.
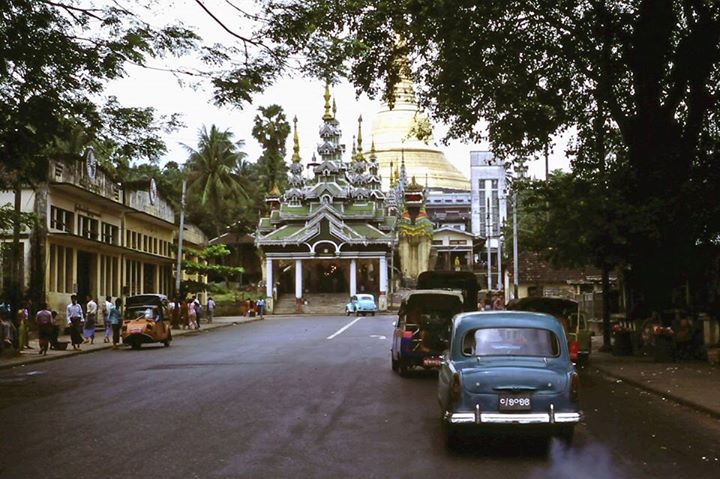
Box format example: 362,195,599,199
131,341,141,350
398,359,410,377
371,312,375,316
355,311,359,317
346,310,350,316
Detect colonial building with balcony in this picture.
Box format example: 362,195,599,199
0,155,206,317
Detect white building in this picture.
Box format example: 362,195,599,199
470,151,508,289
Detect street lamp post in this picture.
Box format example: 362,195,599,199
511,160,528,300
175,178,187,296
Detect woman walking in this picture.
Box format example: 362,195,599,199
84,295,97,344
180,299,190,330
187,298,198,330
66,295,84,350
35,303,53,355
108,298,123,349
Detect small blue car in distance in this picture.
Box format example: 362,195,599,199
438,311,581,446
345,294,377,316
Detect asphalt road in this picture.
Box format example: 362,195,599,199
1,315,719,479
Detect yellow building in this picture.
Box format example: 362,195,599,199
0,156,206,318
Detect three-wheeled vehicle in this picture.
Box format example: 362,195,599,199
391,289,464,375
506,296,591,365
122,294,172,349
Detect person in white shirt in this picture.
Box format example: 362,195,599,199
84,296,98,344
206,297,215,324
66,295,84,350
103,296,113,343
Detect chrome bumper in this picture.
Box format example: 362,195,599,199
445,407,581,425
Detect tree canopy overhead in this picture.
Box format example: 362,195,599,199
222,0,720,309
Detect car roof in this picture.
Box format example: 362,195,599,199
453,311,565,336
126,294,167,307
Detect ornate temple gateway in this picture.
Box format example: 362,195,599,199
256,86,397,313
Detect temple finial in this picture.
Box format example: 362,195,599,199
291,116,300,163
323,81,332,121
332,97,337,118
351,135,357,162
356,115,364,161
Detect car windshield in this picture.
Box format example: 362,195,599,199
463,327,560,357
126,306,158,321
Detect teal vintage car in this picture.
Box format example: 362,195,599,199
438,311,581,447
345,294,377,316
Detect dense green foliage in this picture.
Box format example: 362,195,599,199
232,0,720,310
252,104,291,194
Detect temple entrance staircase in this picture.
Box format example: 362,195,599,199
271,293,350,315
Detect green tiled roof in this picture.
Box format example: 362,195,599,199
351,224,385,240
264,224,304,240
344,203,375,215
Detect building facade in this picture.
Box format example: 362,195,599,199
0,156,206,318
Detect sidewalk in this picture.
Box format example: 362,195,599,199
589,337,720,419
0,315,261,370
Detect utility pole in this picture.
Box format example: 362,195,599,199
175,179,187,296
512,192,519,299
486,197,492,290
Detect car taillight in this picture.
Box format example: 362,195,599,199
450,373,461,401
569,340,579,363
570,372,579,402
402,331,413,339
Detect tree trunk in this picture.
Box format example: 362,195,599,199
8,183,23,308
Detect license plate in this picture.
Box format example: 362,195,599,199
498,394,532,411
422,357,443,368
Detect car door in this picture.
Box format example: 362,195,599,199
392,302,407,360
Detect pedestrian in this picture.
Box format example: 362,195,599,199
192,296,202,329
17,300,32,350
108,298,123,349
492,294,505,311
244,298,252,318
49,310,60,350
187,298,198,330
103,296,113,343
206,296,215,324
256,297,265,318
84,295,97,344
180,299,189,330
66,295,84,350
171,298,181,329
35,303,53,355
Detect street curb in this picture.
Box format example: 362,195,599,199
593,364,720,420
0,317,261,371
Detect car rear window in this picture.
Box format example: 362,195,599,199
462,327,560,357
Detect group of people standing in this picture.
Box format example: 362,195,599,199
65,294,124,351
169,295,214,330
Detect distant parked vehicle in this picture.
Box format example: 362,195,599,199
505,297,591,365
122,294,172,349
391,289,464,376
438,311,582,447
345,294,377,316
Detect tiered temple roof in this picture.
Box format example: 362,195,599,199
256,84,396,250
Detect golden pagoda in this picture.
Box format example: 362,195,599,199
370,69,470,191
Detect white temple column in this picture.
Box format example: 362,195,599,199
378,255,388,311
295,259,303,299
295,259,303,314
265,257,273,298
350,259,357,296
379,256,388,294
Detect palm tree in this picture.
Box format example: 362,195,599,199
183,125,248,237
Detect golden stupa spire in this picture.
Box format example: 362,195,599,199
389,161,395,186
291,116,300,163
323,81,332,121
332,97,337,119
351,135,357,162
356,115,364,161
268,181,281,196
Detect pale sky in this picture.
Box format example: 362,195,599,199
105,0,569,181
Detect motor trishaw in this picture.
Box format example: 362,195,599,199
506,296,591,365
122,294,172,349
